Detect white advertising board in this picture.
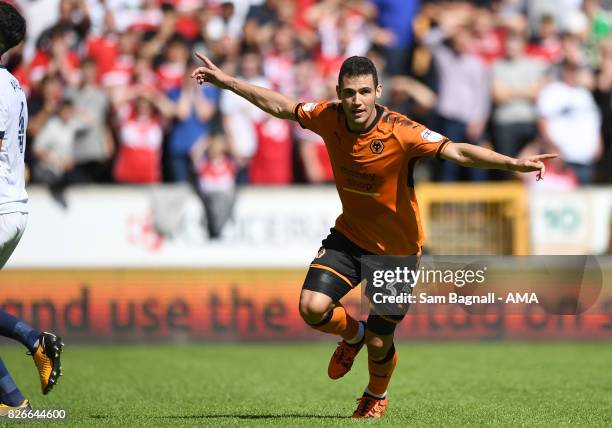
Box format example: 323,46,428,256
7,184,612,268
530,188,611,255
7,185,341,268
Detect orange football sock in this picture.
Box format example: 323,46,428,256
310,304,359,341
366,344,397,397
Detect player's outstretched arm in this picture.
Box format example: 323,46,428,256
440,143,558,181
190,52,297,120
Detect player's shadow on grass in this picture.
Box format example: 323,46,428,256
157,414,347,420
91,413,347,420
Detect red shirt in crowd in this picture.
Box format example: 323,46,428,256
86,35,120,81
250,116,292,184
114,116,163,183
197,157,236,193
155,62,185,92
526,38,563,64
29,49,80,83
468,29,505,66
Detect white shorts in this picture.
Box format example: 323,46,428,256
0,212,27,269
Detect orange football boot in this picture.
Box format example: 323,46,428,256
327,321,365,379
352,393,388,419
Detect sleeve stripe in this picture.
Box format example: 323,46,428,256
293,103,307,129
435,139,451,160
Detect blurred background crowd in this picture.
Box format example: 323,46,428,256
3,0,612,196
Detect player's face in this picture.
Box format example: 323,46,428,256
337,74,382,131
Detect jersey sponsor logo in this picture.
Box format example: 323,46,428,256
420,129,444,143
370,139,384,154
302,102,318,112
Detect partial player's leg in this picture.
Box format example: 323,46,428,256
299,268,365,379
352,314,402,419
0,356,31,416
0,310,64,395
0,213,64,395
0,212,27,269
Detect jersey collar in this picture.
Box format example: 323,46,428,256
345,104,384,135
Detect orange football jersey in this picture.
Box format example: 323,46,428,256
295,101,451,255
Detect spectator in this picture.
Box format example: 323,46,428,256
205,1,244,42
527,0,583,36
27,75,63,139
584,0,612,67
192,134,236,239
385,76,436,122
29,26,80,86
32,99,88,205
468,7,505,67
155,35,191,93
421,20,490,181
85,8,120,81
128,0,163,34
15,0,60,60
64,58,114,182
53,0,91,49
293,58,333,183
220,50,268,184
594,39,612,181
243,0,280,49
250,114,293,185
491,32,546,159
139,2,177,61
537,61,603,184
369,0,418,75
526,14,563,64
113,95,164,184
263,24,297,95
306,0,374,69
165,64,219,182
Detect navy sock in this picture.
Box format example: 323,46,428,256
0,357,25,406
0,309,40,353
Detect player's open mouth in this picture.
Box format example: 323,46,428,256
352,110,365,117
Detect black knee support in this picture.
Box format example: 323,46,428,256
302,268,352,302
366,314,403,335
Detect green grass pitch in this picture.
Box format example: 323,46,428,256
2,342,611,427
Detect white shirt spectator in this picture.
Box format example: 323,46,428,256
220,76,267,160
104,0,144,32
33,116,83,176
538,81,602,165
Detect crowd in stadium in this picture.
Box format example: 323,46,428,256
5,0,612,194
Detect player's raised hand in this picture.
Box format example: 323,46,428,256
191,52,232,89
510,154,559,181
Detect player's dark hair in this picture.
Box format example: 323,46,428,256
0,2,26,56
338,56,379,89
